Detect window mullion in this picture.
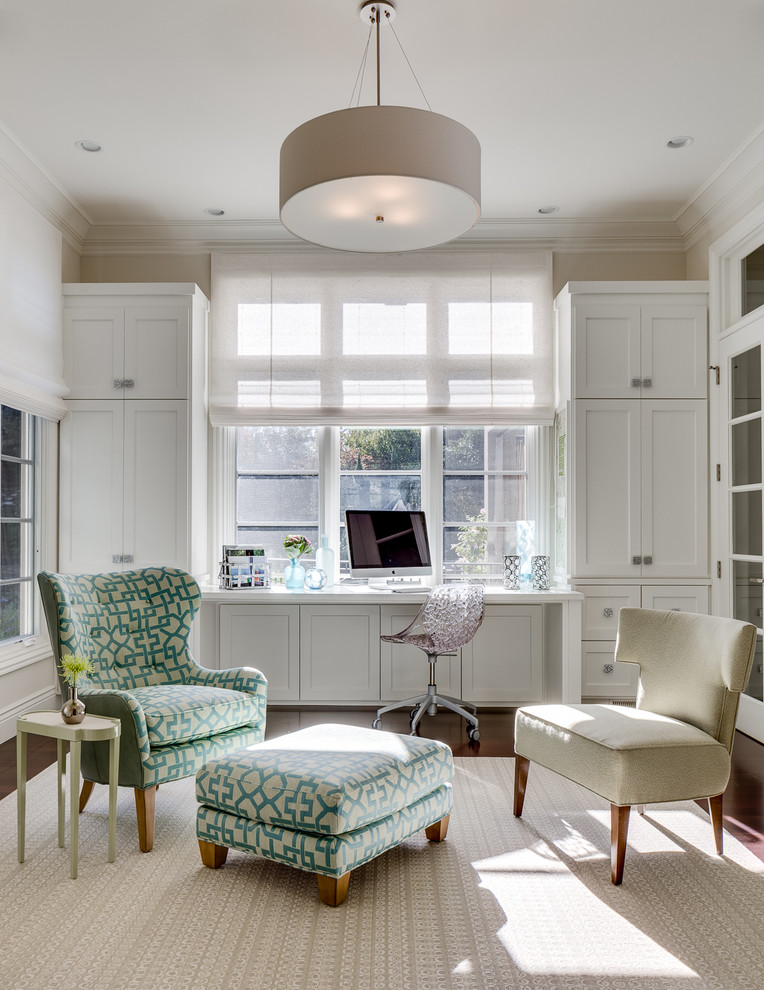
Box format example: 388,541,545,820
319,426,340,549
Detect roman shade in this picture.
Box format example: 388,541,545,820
210,249,553,426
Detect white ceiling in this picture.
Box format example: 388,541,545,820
1,0,763,244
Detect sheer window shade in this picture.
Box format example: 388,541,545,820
210,249,553,426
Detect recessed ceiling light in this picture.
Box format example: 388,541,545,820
74,139,102,153
667,136,694,149
204,208,225,216
537,205,559,215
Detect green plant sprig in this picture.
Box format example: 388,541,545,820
58,653,95,686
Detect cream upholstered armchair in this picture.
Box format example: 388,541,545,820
513,608,757,884
38,567,267,852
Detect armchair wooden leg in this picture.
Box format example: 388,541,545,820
135,786,156,852
79,779,95,813
198,839,228,869
317,872,350,906
514,756,530,817
709,793,725,855
610,804,631,885
425,814,450,842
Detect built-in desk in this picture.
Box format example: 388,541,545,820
200,586,582,709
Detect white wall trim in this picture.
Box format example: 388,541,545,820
0,682,59,745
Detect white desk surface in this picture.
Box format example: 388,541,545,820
200,584,583,605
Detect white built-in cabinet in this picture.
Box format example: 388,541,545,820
59,284,209,577
556,282,711,699
208,597,572,708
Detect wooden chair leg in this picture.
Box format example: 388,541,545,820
79,779,96,813
134,785,156,852
198,839,228,869
610,804,631,885
317,872,350,906
514,756,530,817
709,793,725,855
425,814,450,842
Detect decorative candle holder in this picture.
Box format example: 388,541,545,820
503,554,521,590
531,555,551,591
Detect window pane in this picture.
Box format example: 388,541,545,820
443,428,484,470
733,560,763,629
744,642,764,702
343,303,426,355
238,427,318,471
237,526,318,563
238,303,321,356
0,584,20,641
743,244,764,318
443,476,485,520
732,490,762,555
732,419,761,486
448,302,533,355
1,406,21,458
0,521,21,579
341,428,421,471
238,476,319,523
340,475,421,514
731,346,761,418
485,427,526,471
1,460,21,516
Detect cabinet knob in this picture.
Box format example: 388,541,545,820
603,663,614,674
631,378,641,388
643,556,653,565
642,378,653,388
632,555,642,565
603,607,614,618
123,379,135,389
112,554,122,564
113,379,123,389
123,554,134,564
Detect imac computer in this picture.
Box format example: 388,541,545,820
345,509,432,592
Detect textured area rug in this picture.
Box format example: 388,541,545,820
2,757,764,990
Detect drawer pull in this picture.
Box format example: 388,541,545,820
603,664,614,674
632,556,642,565
603,607,614,618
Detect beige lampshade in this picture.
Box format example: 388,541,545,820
279,104,481,253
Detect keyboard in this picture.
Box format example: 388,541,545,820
390,585,427,594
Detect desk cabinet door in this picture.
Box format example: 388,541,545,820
379,604,460,700
300,605,380,701
219,605,299,701
461,605,542,705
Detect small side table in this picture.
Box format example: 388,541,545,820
17,710,121,879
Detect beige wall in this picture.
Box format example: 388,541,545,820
76,249,687,300
80,254,212,297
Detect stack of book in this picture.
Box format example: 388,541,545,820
218,545,270,589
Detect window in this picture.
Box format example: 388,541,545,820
234,425,540,582
0,405,38,644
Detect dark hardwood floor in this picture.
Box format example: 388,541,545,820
3,707,764,860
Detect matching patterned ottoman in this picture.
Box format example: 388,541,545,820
195,723,454,905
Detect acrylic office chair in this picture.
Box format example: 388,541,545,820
372,584,485,741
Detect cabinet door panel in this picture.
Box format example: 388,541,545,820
641,401,708,577
220,605,299,701
58,401,124,572
575,401,641,577
641,307,707,398
64,308,125,399
124,306,189,399
300,605,380,701
461,605,542,704
380,604,460,699
574,305,641,398
123,401,188,568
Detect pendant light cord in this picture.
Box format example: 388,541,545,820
347,6,432,111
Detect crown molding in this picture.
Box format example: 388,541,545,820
676,124,764,250
79,215,686,255
0,122,91,250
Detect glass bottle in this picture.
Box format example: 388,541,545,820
316,534,335,587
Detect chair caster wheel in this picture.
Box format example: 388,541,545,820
467,726,480,742
372,718,382,730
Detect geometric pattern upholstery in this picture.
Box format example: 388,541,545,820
37,567,268,790
195,723,454,878
196,723,454,834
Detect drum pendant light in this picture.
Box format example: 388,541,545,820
279,2,481,253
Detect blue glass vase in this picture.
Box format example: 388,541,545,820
284,558,307,590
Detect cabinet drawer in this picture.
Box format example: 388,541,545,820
641,585,709,614
582,642,638,698
219,604,299,701
579,585,640,639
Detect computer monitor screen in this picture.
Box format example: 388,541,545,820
345,510,432,586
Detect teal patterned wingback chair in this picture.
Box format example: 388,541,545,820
38,567,268,852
